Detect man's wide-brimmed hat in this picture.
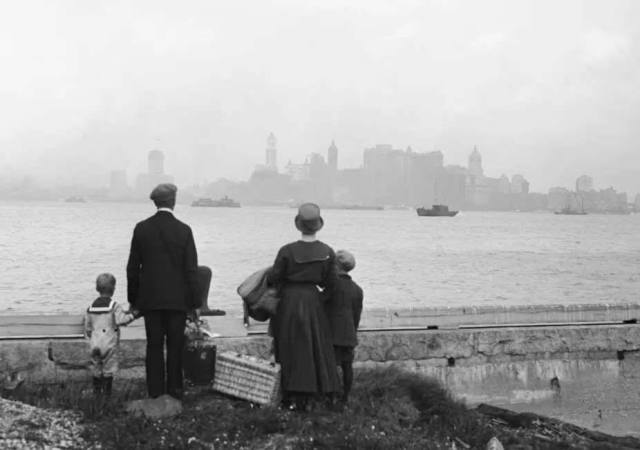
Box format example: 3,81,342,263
295,202,324,234
150,183,177,203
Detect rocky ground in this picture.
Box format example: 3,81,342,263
2,368,640,449
0,397,86,449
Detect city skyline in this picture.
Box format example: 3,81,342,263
2,137,637,200
0,1,639,196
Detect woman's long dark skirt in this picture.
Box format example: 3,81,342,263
271,284,340,394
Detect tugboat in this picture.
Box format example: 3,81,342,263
417,204,458,217
191,196,241,208
417,180,458,216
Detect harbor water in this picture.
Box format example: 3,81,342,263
1,201,639,314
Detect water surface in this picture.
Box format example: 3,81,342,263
1,201,639,314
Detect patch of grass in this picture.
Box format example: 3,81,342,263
4,368,611,449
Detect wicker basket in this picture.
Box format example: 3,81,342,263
212,352,281,405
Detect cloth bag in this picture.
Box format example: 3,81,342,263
237,267,280,322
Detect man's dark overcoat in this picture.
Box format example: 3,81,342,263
126,209,200,399
126,211,200,311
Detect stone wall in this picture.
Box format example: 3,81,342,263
4,321,639,436
2,324,639,386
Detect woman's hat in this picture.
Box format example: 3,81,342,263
336,250,356,273
295,202,324,234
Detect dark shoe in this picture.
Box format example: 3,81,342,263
293,395,310,412
168,389,184,401
103,377,113,397
93,377,102,396
200,309,226,316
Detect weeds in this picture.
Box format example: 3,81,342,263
3,367,626,449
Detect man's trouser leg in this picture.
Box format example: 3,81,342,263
144,311,166,398
166,311,187,400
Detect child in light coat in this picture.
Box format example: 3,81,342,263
84,273,138,396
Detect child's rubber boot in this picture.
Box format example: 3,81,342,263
93,377,103,396
103,376,113,397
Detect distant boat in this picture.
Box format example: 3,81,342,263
417,180,458,216
64,196,86,203
554,206,587,215
554,194,587,215
417,204,458,217
191,196,241,208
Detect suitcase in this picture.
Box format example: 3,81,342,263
183,319,216,385
212,352,281,405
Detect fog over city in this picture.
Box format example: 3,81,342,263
0,0,639,195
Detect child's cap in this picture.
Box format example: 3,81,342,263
336,250,356,273
96,273,116,294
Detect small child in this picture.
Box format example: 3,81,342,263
84,273,138,396
324,250,363,403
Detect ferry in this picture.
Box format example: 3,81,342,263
191,196,241,208
416,204,458,217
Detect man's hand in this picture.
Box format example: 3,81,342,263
187,309,200,323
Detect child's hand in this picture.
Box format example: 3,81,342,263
130,308,142,319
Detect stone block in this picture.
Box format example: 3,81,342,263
126,395,183,419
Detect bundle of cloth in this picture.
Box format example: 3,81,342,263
238,266,280,323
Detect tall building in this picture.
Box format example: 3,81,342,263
468,146,484,178
576,175,594,192
327,140,338,172
511,174,530,194
499,174,511,194
362,144,444,206
266,133,277,171
135,150,174,197
148,150,164,176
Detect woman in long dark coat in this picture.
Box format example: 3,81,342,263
267,203,340,409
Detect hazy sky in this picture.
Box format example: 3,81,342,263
0,0,639,194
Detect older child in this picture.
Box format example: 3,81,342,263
324,250,363,403
84,273,138,396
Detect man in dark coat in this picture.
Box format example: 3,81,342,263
127,183,200,399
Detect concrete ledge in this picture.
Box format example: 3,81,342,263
3,303,639,338
2,323,639,384
357,303,640,329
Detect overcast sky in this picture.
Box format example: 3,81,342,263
0,0,639,195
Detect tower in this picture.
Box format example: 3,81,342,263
468,146,483,177
327,140,338,172
265,133,277,171
148,150,164,176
